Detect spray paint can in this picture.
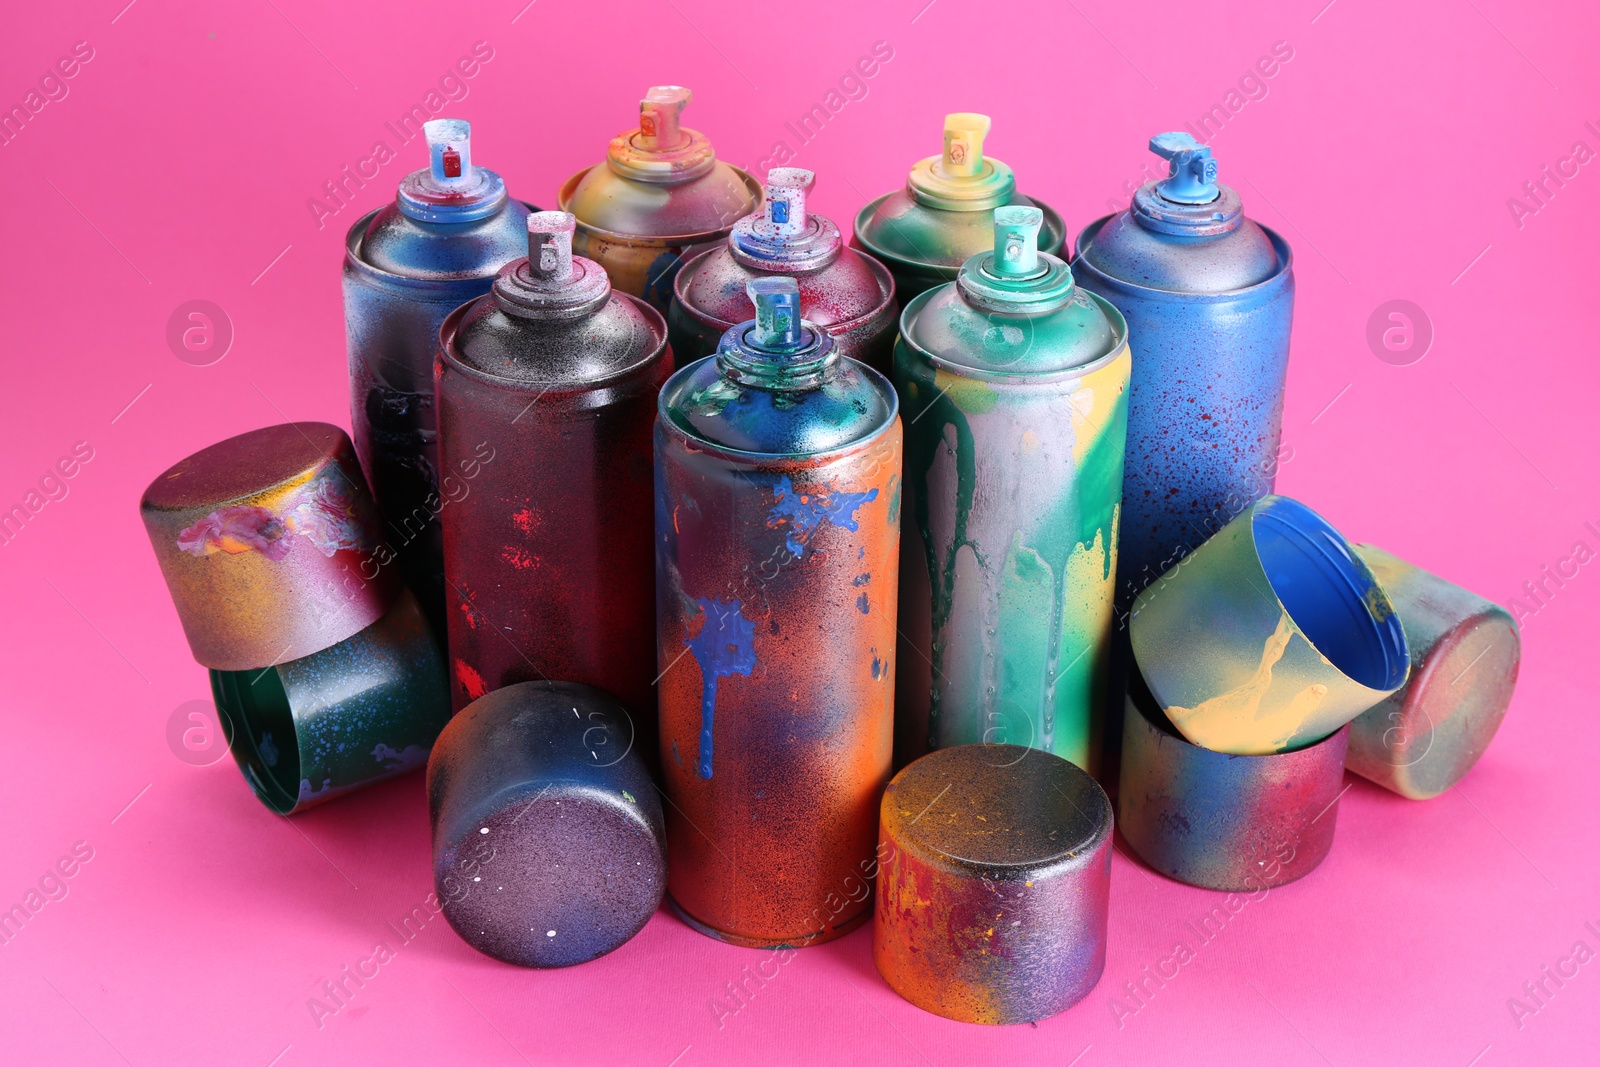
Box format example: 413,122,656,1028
669,167,897,374
895,207,1130,775
561,86,760,315
656,276,901,947
344,119,532,634
855,113,1067,310
1073,133,1293,770
436,212,670,747
1073,131,1293,623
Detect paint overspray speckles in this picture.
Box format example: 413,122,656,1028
684,597,758,778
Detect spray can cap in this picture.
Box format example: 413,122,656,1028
1150,132,1220,205
607,85,718,184
397,118,507,222
907,113,1017,211
956,206,1075,313
729,168,841,270
493,211,611,317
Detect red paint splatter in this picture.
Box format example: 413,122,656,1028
501,545,536,569
454,659,488,702
512,508,537,534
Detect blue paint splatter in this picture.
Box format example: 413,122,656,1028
857,592,870,614
852,573,870,587
767,476,878,558
684,597,758,779
871,654,883,680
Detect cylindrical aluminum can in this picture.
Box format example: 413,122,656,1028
436,213,669,746
875,744,1112,1024
1120,659,1350,891
855,113,1067,310
1345,544,1520,799
428,680,665,968
344,119,532,634
656,276,901,948
561,85,760,314
669,167,897,374
895,207,1130,776
1073,132,1295,771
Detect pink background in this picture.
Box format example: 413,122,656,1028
3,0,1597,1063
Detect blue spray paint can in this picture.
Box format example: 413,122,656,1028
655,276,902,947
1072,133,1294,763
344,119,532,634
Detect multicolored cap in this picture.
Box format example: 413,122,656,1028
729,168,842,271
956,206,1075,314
397,119,508,223
1132,131,1244,235
494,211,612,318
907,113,1017,211
140,423,400,671
607,86,718,184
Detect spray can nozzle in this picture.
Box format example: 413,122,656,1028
756,168,813,239
526,212,577,282
748,277,803,350
1150,132,1219,205
940,113,991,178
424,119,476,189
991,206,1043,278
638,86,691,151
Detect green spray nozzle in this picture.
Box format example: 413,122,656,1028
748,277,802,349
991,206,1043,278
1150,132,1219,205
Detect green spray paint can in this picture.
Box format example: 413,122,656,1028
895,207,1130,776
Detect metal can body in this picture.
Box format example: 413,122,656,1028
655,283,901,948
894,208,1130,775
895,323,1129,772
655,424,901,946
343,135,532,635
436,300,668,721
1074,215,1294,613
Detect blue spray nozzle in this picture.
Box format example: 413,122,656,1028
1149,132,1219,205
424,118,475,188
748,277,803,349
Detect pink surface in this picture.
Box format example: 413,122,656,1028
2,1,1596,1064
